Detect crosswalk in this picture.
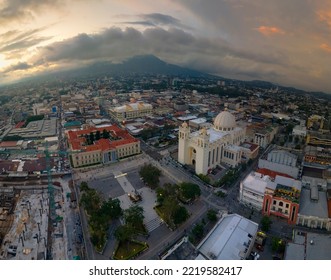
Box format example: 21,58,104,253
145,216,164,233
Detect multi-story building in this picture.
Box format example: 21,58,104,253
253,125,278,149
258,149,300,179
262,176,302,225
239,172,272,210
296,187,331,231
178,109,246,174
67,125,140,168
109,102,153,122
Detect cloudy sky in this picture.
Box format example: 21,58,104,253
1,0,331,92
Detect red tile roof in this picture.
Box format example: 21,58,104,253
257,168,294,180
67,125,139,152
0,141,18,148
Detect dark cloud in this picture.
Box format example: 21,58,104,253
118,13,191,30
142,13,181,26
120,21,156,27
3,62,33,73
0,0,63,25
0,36,52,53
23,26,289,85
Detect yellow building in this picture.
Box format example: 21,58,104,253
109,102,153,121
67,125,140,168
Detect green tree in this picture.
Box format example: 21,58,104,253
260,216,272,232
192,223,204,240
162,197,178,224
172,206,189,225
156,187,166,204
95,130,101,141
101,198,122,219
198,173,211,184
271,237,286,254
80,181,89,192
102,129,110,139
179,182,201,202
139,164,161,189
207,209,218,222
124,205,144,230
114,224,134,243
89,132,95,143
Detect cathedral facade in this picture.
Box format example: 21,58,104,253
178,109,246,175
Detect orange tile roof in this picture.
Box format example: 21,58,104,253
0,141,18,148
257,168,294,180
67,125,138,152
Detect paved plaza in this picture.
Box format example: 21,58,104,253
73,154,164,233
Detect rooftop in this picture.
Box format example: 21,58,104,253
242,171,274,194
197,214,258,260
67,125,139,152
299,188,328,218
285,230,331,260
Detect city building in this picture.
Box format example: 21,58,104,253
285,230,331,260
196,213,258,260
239,172,273,210
262,176,302,224
253,125,278,148
240,142,259,162
178,109,246,175
67,125,140,168
258,148,300,179
292,124,307,137
8,119,57,139
306,131,331,147
109,102,153,122
296,188,331,231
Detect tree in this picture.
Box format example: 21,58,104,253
162,197,178,224
139,164,161,189
192,224,204,240
80,181,89,192
101,198,122,219
198,173,210,184
260,216,272,232
271,237,285,254
124,205,144,229
179,182,201,202
89,132,95,143
156,187,166,204
172,206,189,225
114,224,134,243
207,209,218,222
95,130,101,141
102,129,110,139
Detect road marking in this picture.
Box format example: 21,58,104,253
114,173,127,178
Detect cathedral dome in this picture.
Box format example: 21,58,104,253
214,109,236,131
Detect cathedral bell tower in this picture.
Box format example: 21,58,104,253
178,122,190,164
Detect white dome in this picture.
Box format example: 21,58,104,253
214,109,236,131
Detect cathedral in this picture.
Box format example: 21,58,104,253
178,109,246,175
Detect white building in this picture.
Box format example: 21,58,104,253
292,125,307,137
239,172,274,210
258,149,299,178
196,214,258,260
178,109,246,175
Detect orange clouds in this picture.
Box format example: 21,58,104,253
257,25,285,36
317,10,331,27
320,43,331,52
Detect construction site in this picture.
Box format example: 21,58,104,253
0,177,81,260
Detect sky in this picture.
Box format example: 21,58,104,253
1,0,331,93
